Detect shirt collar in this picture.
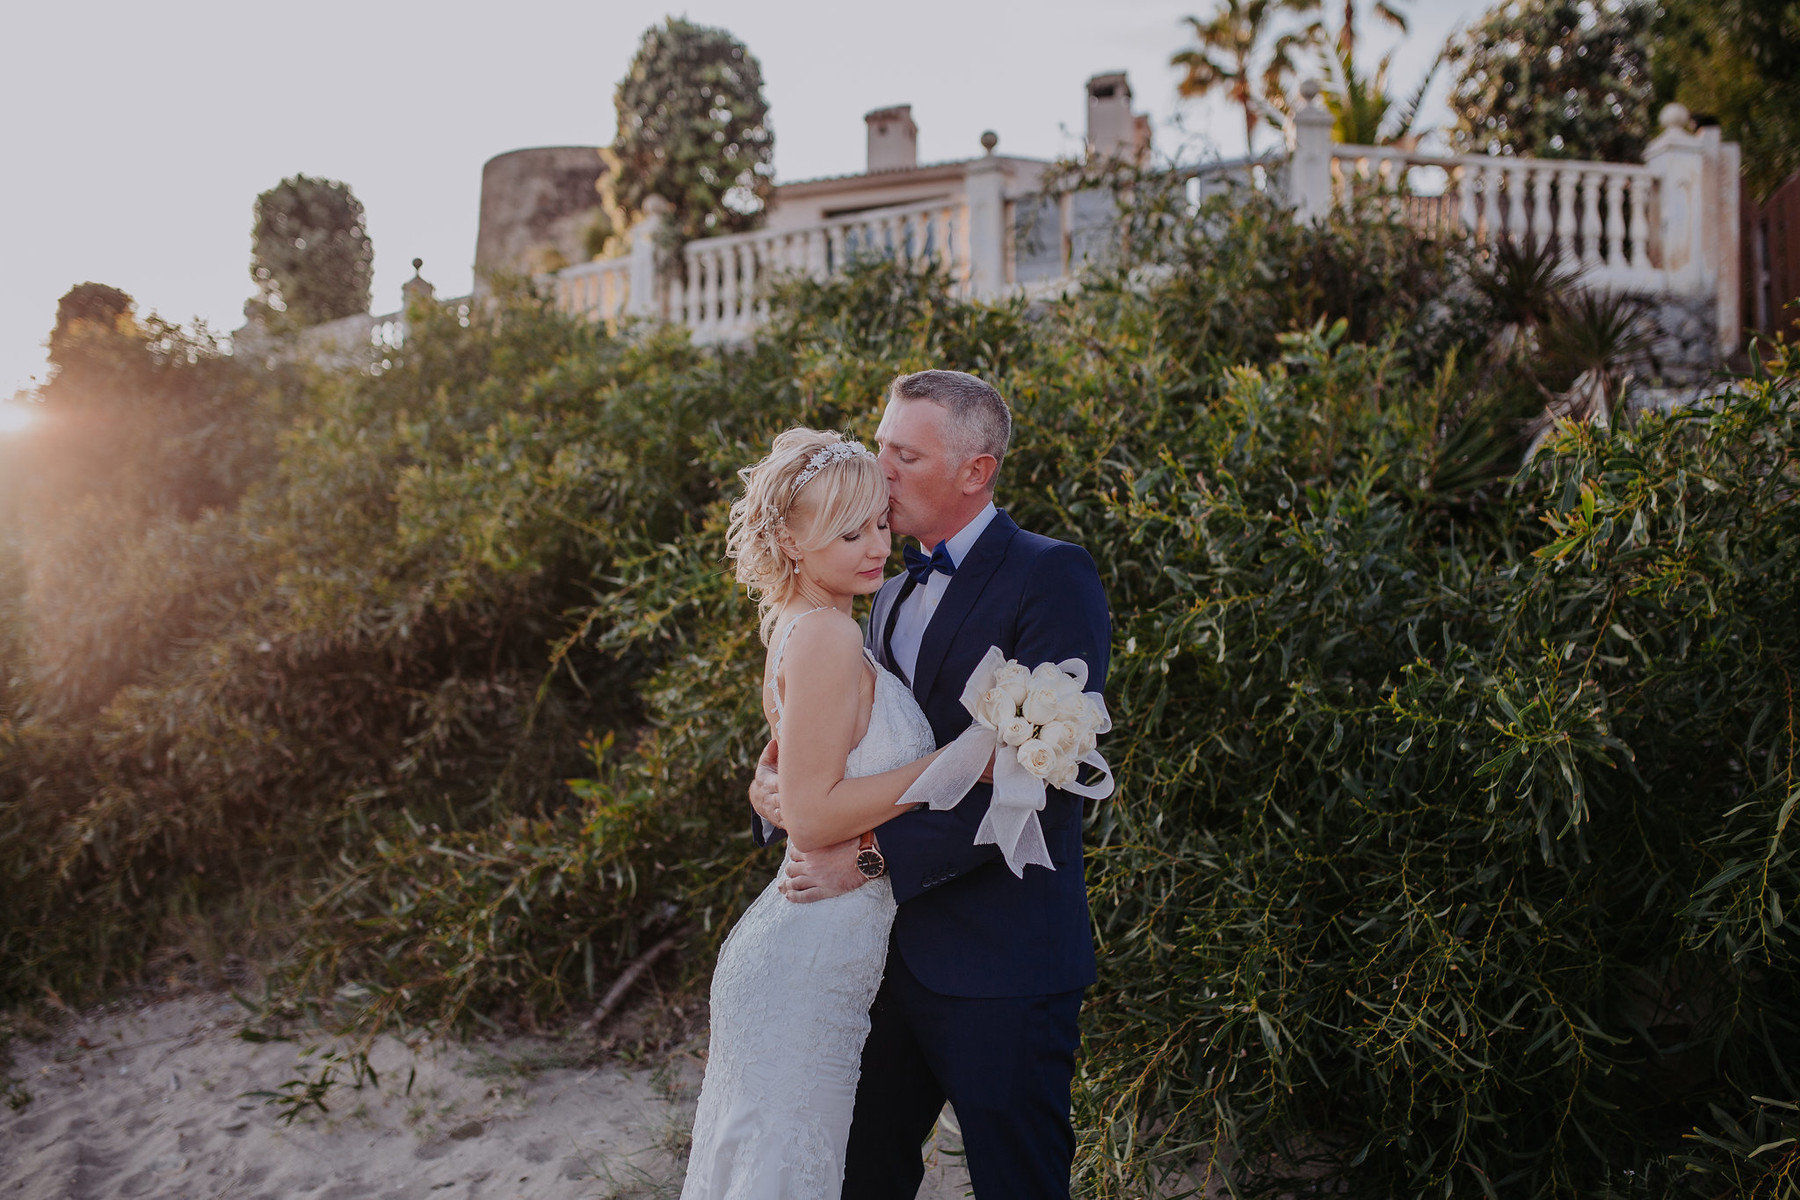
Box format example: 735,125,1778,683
938,502,998,569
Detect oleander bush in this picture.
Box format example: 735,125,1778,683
3,185,1797,1196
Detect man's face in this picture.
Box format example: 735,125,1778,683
875,398,963,544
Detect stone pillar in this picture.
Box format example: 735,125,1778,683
1713,135,1743,354
628,196,669,320
965,136,1007,300
1287,80,1334,225
402,258,435,309
1644,104,1709,297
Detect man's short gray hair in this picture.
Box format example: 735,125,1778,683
886,370,1012,480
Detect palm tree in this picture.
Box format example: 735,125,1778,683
1320,41,1440,147
1173,0,1323,155
1333,0,1410,59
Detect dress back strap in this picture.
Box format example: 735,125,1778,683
768,606,835,722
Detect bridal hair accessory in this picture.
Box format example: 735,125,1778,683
897,648,1114,876
791,440,872,496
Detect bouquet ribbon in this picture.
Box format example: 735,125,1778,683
898,646,1114,877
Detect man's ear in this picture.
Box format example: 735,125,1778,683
961,454,999,496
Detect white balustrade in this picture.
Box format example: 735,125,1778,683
532,100,1734,355
675,197,970,342
551,257,634,327
1324,143,1663,293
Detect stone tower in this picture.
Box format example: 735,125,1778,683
472,147,608,293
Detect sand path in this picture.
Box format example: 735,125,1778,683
0,995,974,1199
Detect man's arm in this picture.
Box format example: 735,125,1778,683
879,542,1111,904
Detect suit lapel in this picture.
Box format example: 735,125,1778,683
881,577,917,681
912,511,1019,703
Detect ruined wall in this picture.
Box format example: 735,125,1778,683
473,147,607,291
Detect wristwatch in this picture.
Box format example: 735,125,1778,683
856,831,886,879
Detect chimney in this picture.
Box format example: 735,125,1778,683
1086,72,1151,163
865,105,918,173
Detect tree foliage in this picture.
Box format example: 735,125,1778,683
601,18,775,251
250,175,374,329
1447,0,1656,161
1320,42,1440,146
47,283,135,373
1173,0,1323,155
1655,0,1800,199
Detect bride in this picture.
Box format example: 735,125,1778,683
680,428,941,1199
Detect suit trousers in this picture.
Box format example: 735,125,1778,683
841,946,1084,1200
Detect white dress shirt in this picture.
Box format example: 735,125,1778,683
889,502,998,685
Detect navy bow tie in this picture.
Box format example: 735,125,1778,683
902,541,956,587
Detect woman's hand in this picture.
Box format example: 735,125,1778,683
748,739,781,829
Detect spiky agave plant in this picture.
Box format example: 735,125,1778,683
1421,238,1582,507
1475,235,1584,361
1532,287,1655,431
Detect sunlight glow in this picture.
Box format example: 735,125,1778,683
0,402,38,435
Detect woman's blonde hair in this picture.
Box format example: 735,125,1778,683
726,428,887,642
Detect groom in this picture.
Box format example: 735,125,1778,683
751,369,1110,1199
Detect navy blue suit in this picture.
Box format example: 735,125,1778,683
847,510,1110,1199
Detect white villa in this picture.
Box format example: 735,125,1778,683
269,69,1745,374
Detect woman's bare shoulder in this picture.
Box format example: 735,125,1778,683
779,607,864,662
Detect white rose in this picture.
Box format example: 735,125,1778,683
975,687,1016,729
1075,728,1098,758
1055,692,1094,727
1047,759,1079,789
1022,681,1062,725
1038,720,1078,756
1016,738,1058,779
993,661,1032,706
1000,715,1036,747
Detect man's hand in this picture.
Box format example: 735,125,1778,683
749,740,781,830
780,837,869,903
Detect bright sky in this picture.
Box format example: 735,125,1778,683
0,0,1492,402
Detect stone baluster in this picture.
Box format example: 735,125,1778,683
703,249,722,335
1554,166,1577,254
1482,163,1506,244
1504,163,1529,243
725,244,741,329
753,241,772,325
826,223,844,276
1455,164,1477,234
1627,177,1653,271
665,268,685,327
1579,171,1602,268
1604,173,1626,268
1531,166,1553,245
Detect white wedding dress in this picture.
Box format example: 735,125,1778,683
680,608,937,1200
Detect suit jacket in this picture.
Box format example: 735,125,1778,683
866,509,1110,998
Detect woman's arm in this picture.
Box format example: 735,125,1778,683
777,611,939,853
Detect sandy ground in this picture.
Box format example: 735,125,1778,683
0,995,974,1200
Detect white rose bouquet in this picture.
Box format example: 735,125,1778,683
898,647,1114,876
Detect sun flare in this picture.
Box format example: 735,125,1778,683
0,402,37,435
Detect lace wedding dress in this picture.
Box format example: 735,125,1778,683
680,608,937,1200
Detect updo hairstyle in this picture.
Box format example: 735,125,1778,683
726,427,887,642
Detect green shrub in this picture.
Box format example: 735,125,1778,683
4,188,1796,1197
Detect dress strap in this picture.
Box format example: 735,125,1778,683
768,606,835,723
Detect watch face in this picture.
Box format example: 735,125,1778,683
856,848,884,879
